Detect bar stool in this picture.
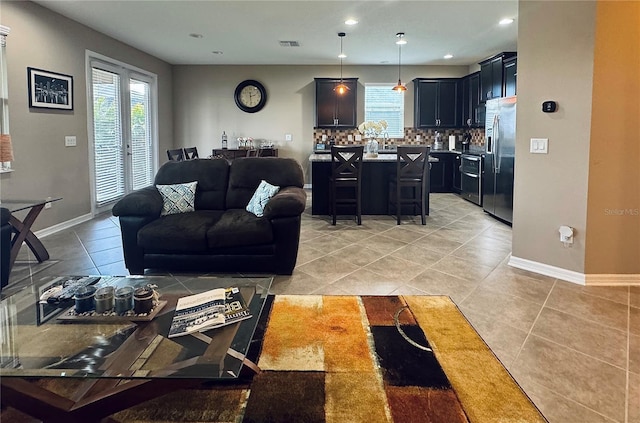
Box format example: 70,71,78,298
389,145,430,225
330,145,364,225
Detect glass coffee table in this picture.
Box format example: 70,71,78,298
0,274,272,421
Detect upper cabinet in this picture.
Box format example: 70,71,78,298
503,56,517,97
461,72,482,127
413,78,460,128
315,78,358,128
479,52,516,101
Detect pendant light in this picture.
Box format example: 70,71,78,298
392,32,407,92
334,32,350,95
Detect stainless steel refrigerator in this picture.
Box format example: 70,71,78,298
483,96,516,224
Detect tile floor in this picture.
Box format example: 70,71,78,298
7,193,639,423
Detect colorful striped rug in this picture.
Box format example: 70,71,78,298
111,295,546,422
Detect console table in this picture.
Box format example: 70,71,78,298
212,148,278,160
1,198,61,271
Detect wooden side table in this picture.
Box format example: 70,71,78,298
1,198,62,271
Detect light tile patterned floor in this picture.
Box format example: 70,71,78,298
6,193,639,423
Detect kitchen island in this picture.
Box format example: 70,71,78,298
309,152,437,216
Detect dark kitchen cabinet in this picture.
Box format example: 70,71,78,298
461,72,482,127
315,78,358,128
413,78,459,128
453,153,462,193
429,152,455,193
503,57,517,97
479,52,516,101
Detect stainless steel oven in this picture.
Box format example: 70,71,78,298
460,154,483,206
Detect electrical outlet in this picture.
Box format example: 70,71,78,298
45,196,52,209
347,134,353,142
285,133,292,142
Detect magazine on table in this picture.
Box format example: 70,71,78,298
168,288,226,338
168,287,253,338
222,287,253,326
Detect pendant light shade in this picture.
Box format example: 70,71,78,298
334,32,350,94
392,32,407,92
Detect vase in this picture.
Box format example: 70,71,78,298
366,138,379,157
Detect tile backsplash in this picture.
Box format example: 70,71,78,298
313,127,485,147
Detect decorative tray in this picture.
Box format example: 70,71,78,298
57,300,168,322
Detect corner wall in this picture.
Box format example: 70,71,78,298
0,1,173,231
585,1,640,275
512,1,596,275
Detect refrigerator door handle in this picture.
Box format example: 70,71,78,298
495,115,501,174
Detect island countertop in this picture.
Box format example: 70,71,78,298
309,153,439,162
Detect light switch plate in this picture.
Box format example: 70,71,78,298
285,133,292,141
347,134,353,141
530,138,548,154
65,136,77,147
355,134,362,142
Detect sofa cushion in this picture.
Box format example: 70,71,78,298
226,157,304,209
154,158,229,210
138,210,224,252
246,180,280,217
207,209,273,248
157,181,197,215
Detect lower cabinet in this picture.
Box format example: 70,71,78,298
429,152,456,193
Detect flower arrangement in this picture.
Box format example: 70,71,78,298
357,120,388,139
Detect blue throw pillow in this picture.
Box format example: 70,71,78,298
246,180,280,217
156,181,197,215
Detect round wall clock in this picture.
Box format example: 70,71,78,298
234,79,267,113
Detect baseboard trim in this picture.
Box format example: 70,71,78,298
508,256,640,286
508,256,586,285
34,213,93,239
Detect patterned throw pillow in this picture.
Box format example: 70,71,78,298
156,181,198,215
246,180,280,217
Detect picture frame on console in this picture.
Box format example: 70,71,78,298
27,67,73,110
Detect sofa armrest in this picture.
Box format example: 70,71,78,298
112,186,163,217
263,186,306,219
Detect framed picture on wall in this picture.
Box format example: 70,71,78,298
27,67,73,110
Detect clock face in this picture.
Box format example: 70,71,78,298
240,85,261,107
234,80,267,113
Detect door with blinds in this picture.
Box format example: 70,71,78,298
89,58,157,213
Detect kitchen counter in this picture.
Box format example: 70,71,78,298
309,153,434,216
309,153,439,162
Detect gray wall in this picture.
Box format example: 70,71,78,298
512,1,596,273
0,1,173,231
173,64,469,182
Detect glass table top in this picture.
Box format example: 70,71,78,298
0,274,272,380
0,198,62,212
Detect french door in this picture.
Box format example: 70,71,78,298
88,57,157,213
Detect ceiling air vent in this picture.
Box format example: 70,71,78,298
279,41,300,47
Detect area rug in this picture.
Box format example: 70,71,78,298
1,295,547,422
110,295,546,423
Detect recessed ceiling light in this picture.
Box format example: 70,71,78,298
212,51,223,55
499,18,514,25
189,33,203,39
444,54,453,59
380,60,390,64
345,19,358,25
338,53,347,59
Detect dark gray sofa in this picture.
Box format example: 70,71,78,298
112,157,306,275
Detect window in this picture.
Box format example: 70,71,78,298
88,53,157,213
364,83,405,138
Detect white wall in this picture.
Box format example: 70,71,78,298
173,64,469,182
